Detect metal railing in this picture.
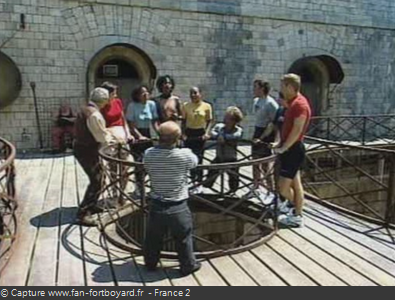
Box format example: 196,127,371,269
98,140,278,259
308,114,395,145
0,137,17,273
304,115,395,236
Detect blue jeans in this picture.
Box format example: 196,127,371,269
143,200,197,272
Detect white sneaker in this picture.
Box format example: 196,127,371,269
190,186,203,195
256,190,275,206
243,189,255,200
243,187,266,200
278,209,304,228
277,200,294,215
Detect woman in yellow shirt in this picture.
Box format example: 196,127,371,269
182,87,214,194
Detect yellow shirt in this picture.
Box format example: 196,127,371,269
183,101,213,129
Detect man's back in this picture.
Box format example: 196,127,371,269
144,147,198,202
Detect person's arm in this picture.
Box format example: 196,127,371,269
210,124,221,140
150,101,160,134
203,103,214,140
187,149,199,169
128,121,145,139
260,101,279,140
181,103,187,140
224,126,243,140
259,123,275,141
273,126,282,145
275,116,307,154
86,111,115,145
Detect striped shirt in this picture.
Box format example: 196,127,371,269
144,147,198,202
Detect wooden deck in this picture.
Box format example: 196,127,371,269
1,153,395,286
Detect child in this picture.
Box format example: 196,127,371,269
204,106,243,193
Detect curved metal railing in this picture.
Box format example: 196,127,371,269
0,137,17,273
98,139,279,259
305,115,395,231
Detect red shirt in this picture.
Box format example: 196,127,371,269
101,98,125,127
281,93,311,143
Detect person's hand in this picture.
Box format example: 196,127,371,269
269,142,280,149
139,136,149,141
202,134,210,141
127,135,135,143
253,138,262,144
182,134,187,141
273,147,287,155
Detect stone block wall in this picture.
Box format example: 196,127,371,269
1,0,395,149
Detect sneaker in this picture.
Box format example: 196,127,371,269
243,187,265,200
242,189,255,200
190,186,203,195
256,190,276,206
274,200,294,215
278,209,304,228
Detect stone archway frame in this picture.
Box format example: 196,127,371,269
86,43,157,97
283,48,345,82
284,49,345,113
0,51,22,109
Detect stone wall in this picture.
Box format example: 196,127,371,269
1,0,395,149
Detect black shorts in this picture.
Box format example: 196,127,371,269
279,142,306,179
252,127,274,158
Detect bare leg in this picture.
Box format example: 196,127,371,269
292,171,304,215
278,176,294,204
261,161,275,191
253,163,262,189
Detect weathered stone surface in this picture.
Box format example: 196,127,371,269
1,0,395,148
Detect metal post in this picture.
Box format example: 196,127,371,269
386,155,395,225
326,117,330,140
30,82,44,149
362,117,367,146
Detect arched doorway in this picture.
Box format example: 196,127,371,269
289,55,344,116
87,44,157,107
0,52,22,109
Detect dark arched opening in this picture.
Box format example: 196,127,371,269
0,52,22,109
289,55,344,116
87,44,157,107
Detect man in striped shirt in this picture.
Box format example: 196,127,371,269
143,121,201,276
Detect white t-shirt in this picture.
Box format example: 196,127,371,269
253,96,279,128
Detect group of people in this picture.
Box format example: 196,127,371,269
72,73,311,276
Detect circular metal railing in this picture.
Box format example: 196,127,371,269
98,139,279,259
0,137,17,273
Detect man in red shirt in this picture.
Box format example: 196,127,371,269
273,74,311,227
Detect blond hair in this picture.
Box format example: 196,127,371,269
225,106,244,123
281,73,302,91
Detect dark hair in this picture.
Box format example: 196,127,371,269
156,75,175,93
254,80,271,95
190,86,202,94
101,82,118,94
131,85,150,103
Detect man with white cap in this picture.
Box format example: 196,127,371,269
74,87,117,226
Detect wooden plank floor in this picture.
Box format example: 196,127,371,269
1,154,395,286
